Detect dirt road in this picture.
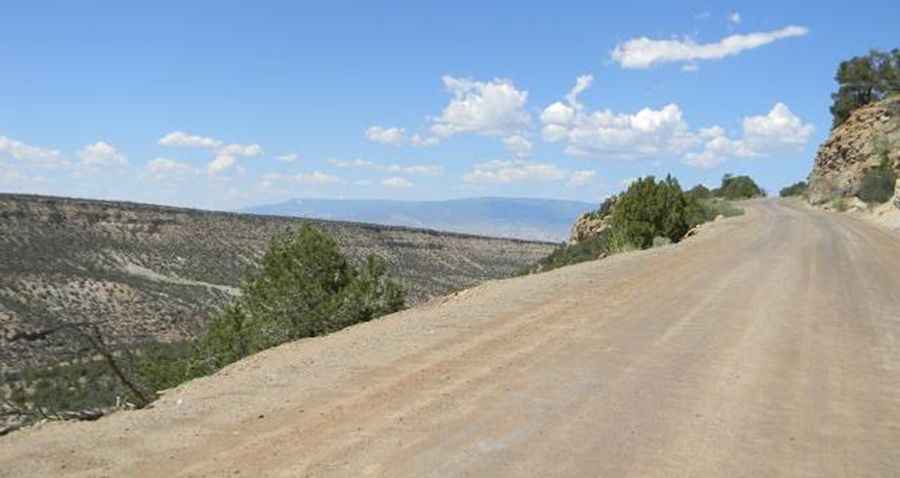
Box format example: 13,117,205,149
2,199,899,477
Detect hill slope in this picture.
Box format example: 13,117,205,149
807,95,900,204
245,197,595,242
0,194,554,370
3,200,899,476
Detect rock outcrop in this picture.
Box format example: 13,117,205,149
807,96,900,204
568,212,610,244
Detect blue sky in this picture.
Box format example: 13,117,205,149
1,1,898,210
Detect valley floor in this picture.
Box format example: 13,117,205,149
2,199,899,477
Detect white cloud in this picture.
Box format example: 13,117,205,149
729,11,741,24
542,78,696,159
503,135,533,158
328,158,375,169
276,153,299,162
145,158,196,181
207,154,236,175
0,135,64,165
565,74,593,109
158,131,222,149
430,76,530,138
77,141,127,166
160,131,262,175
541,76,813,168
540,102,575,126
297,171,340,185
219,143,262,157
262,171,341,186
742,102,814,148
328,158,442,176
366,126,406,145
463,159,567,184
411,134,441,147
610,26,808,68
684,103,813,168
386,164,442,176
382,177,413,188
569,170,597,186
541,124,570,142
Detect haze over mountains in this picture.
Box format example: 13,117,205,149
246,197,596,242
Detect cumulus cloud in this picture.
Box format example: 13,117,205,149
219,143,262,157
145,158,196,181
158,131,222,149
540,102,576,126
610,26,808,69
541,77,696,159
742,102,814,148
366,126,406,145
78,141,127,166
0,135,64,165
159,131,263,176
430,76,530,138
207,154,236,175
541,76,813,168
382,177,413,188
502,135,533,158
685,103,813,168
463,159,567,184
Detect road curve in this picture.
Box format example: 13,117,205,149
2,199,899,477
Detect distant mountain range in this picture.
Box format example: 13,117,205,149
245,197,597,242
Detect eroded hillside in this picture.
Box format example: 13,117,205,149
0,194,554,371
807,96,900,204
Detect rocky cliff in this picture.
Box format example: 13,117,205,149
807,96,900,204
568,212,609,244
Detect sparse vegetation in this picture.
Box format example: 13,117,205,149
527,230,611,273
830,49,900,128
609,175,694,249
3,225,408,430
686,184,713,200
2,196,554,432
857,165,897,204
523,174,747,274
1,194,552,373
832,197,849,212
780,181,808,198
651,236,672,248
195,226,405,372
712,174,766,200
